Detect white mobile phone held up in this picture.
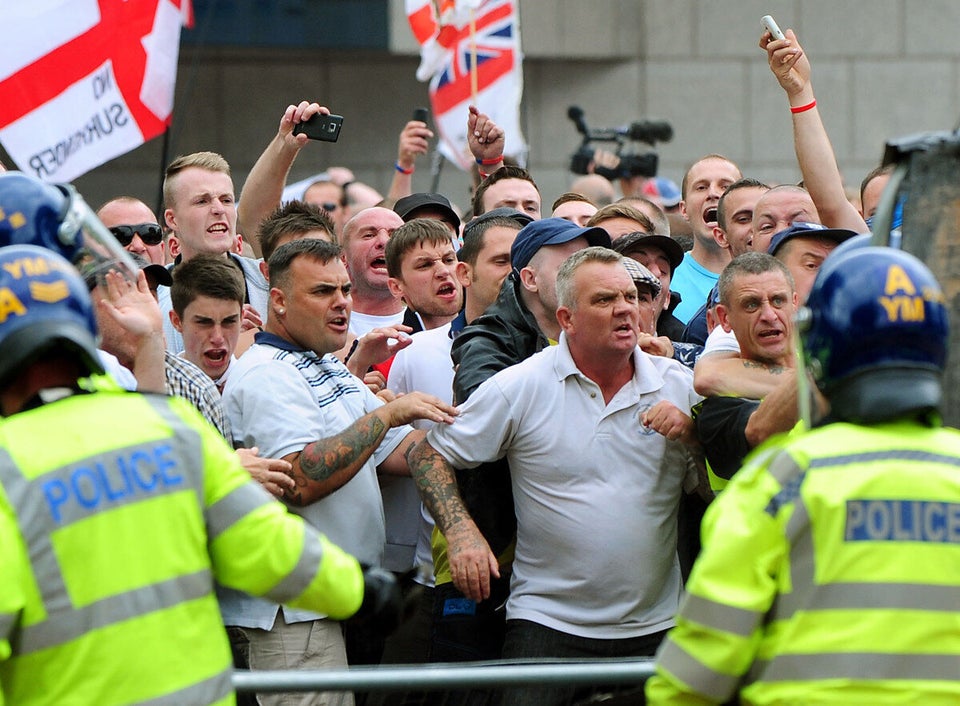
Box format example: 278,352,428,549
761,15,786,41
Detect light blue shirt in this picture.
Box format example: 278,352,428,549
670,251,719,324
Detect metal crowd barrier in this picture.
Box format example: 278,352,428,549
233,658,655,698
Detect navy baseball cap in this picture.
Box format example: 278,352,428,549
510,217,611,271
767,222,858,256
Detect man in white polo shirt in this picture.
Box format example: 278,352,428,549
408,246,703,706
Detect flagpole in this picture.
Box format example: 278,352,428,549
155,125,173,219
469,8,479,103
429,148,445,194
157,0,217,218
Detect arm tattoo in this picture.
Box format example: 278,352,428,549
744,360,785,375
298,413,387,482
408,441,473,536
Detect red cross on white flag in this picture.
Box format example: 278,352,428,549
0,0,192,182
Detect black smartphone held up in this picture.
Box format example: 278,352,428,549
412,107,430,125
294,113,344,142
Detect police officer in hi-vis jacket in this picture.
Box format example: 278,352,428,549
648,244,960,705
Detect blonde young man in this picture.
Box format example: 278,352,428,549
159,151,269,353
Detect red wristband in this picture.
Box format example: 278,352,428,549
395,162,414,175
476,156,504,165
790,99,817,114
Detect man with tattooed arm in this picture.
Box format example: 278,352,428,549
221,238,457,704
408,247,702,706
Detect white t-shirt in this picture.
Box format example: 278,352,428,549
701,325,741,357
384,324,454,583
426,334,701,639
349,309,405,337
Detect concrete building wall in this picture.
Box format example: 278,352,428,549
63,0,960,220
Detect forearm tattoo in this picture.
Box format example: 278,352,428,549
299,414,387,482
407,442,473,535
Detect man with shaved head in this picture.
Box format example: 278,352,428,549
671,155,742,324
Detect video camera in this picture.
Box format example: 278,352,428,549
567,105,673,180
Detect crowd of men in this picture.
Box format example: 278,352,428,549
0,24,958,706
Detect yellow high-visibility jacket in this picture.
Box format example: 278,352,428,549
647,419,960,705
0,385,365,705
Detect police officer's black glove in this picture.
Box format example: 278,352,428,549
351,566,424,636
353,566,404,634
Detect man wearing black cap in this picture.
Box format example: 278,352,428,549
393,192,461,235
612,231,685,340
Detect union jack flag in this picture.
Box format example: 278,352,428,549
406,0,526,170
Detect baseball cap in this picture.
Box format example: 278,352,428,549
465,206,535,233
707,283,721,308
644,176,682,208
767,222,858,257
510,218,611,271
393,192,461,232
622,257,661,298
611,232,684,275
460,207,534,262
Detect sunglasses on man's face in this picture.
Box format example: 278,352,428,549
109,223,164,247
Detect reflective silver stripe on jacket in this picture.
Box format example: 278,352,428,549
655,635,741,700
680,593,761,639
808,448,960,470
751,651,960,684
0,611,17,642
206,481,274,541
0,395,210,655
0,445,71,625
138,666,233,706
753,445,960,687
776,579,960,621
267,521,327,603
763,451,806,517
14,570,212,654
